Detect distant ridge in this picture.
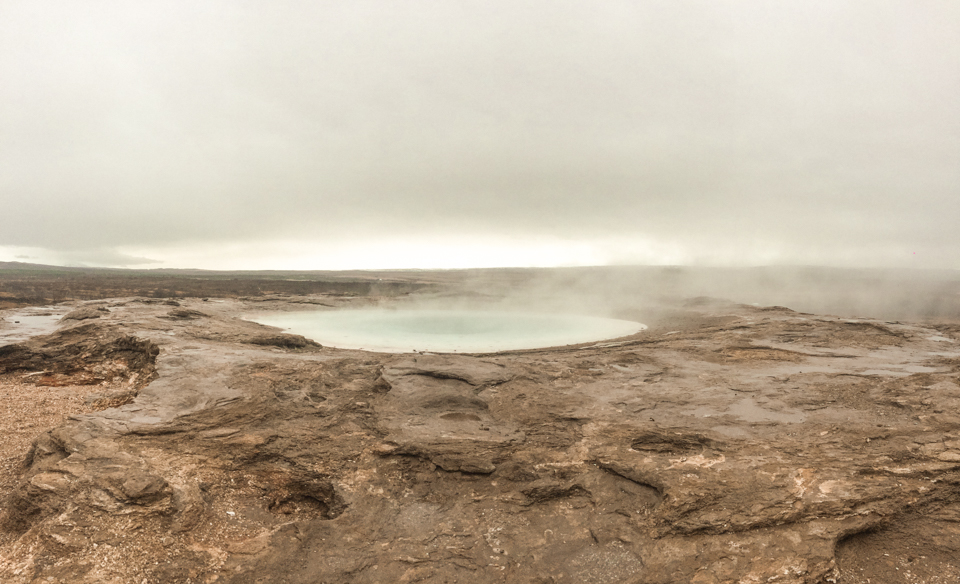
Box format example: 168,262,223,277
0,261,98,272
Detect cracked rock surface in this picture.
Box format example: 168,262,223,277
1,296,960,583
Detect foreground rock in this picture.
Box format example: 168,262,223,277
1,297,959,583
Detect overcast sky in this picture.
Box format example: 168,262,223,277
1,0,958,270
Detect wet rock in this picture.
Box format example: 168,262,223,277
262,470,345,519
170,484,205,532
0,322,159,386
61,307,108,321
386,354,513,386
120,472,169,502
630,429,721,452
520,479,589,503
429,453,497,474
247,334,321,349
4,297,960,583
164,308,208,320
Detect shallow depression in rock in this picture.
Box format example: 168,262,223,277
247,309,646,353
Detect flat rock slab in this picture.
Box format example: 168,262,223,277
384,353,514,386
377,359,524,473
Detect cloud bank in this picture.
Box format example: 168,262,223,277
1,0,957,269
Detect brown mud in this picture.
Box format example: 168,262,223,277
1,280,960,583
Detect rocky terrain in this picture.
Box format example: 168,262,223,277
1,288,960,583
0,262,429,310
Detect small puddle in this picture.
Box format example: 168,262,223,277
0,308,66,346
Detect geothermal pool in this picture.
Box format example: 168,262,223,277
249,309,646,353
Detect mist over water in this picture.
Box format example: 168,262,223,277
249,309,646,353
397,266,960,323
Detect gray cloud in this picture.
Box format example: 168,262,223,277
1,0,958,268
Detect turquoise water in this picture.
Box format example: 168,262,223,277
248,309,646,353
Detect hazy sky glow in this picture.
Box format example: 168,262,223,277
2,1,958,270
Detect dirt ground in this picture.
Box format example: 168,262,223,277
2,272,960,583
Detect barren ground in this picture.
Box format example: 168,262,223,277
2,273,960,583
